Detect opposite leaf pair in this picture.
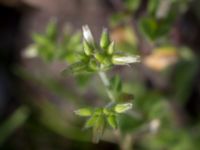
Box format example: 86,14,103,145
74,103,132,143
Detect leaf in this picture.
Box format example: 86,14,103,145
0,106,29,145
46,19,58,41
139,17,171,41
147,0,160,16
84,115,98,129
68,61,88,74
107,115,118,129
92,115,106,143
123,0,141,12
110,75,122,93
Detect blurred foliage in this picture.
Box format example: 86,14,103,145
1,0,200,150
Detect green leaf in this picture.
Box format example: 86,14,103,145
107,115,118,129
84,115,98,129
92,115,106,143
139,17,171,41
147,0,160,16
74,108,93,117
0,106,29,145
110,75,122,93
68,61,88,74
123,0,141,12
114,103,132,113
88,59,99,71
46,19,58,41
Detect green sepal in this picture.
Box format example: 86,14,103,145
107,41,115,55
100,28,110,49
74,108,93,117
107,114,118,129
83,40,93,56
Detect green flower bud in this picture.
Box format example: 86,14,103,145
74,108,93,117
112,55,140,65
114,103,132,113
100,28,110,49
107,115,118,129
83,40,93,56
107,41,115,55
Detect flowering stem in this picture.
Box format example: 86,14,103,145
98,72,115,102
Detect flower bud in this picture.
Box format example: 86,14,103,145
100,28,110,49
82,25,95,44
74,108,93,117
114,103,132,113
112,55,140,65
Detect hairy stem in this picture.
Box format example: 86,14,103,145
98,72,115,102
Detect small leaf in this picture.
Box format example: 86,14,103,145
107,115,118,129
74,108,93,117
92,115,105,143
112,55,140,65
100,28,110,49
84,115,98,129
89,59,99,71
46,19,57,41
69,61,88,73
123,0,141,12
114,103,132,113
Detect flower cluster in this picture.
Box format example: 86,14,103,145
69,25,140,74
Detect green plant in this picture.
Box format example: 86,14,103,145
70,25,140,143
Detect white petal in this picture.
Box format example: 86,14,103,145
112,55,140,65
82,25,94,43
